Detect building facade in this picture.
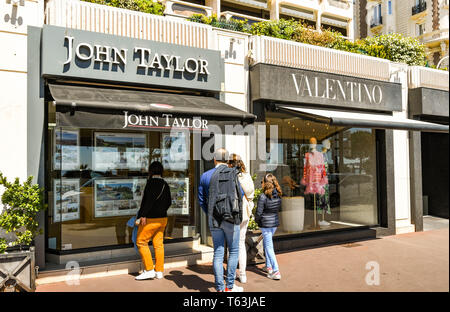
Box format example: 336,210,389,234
0,0,448,284
166,0,355,39
360,0,449,66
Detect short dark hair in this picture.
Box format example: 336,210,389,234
149,161,164,176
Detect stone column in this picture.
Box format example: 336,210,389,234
269,0,280,21
315,10,322,31
390,62,416,234
205,0,220,16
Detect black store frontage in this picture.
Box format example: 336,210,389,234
409,87,449,223
31,25,255,266
249,63,448,249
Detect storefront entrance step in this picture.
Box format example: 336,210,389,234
36,246,214,286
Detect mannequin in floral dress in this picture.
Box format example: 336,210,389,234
301,137,328,228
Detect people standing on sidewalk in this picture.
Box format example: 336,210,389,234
135,161,172,281
228,153,255,284
255,173,282,280
198,148,244,292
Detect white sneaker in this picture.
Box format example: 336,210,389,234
239,274,247,284
135,269,156,280
226,285,244,292
267,271,281,280
155,271,164,279
263,267,273,275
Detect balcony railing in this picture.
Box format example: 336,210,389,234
417,28,449,44
250,35,391,82
45,0,212,49
412,1,427,16
408,66,449,91
327,0,351,10
164,0,213,19
221,11,267,25
370,16,383,28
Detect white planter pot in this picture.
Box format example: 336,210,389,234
280,196,305,232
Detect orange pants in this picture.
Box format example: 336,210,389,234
136,217,168,272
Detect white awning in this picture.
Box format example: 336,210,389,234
321,16,348,28
226,0,268,9
280,6,315,21
277,106,449,133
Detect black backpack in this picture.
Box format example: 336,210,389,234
209,165,242,226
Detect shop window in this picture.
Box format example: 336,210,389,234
254,111,379,236
47,104,196,251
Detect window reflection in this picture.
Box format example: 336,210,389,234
47,119,196,251
258,111,379,235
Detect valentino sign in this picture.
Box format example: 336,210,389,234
41,25,223,92
250,63,402,112
292,73,383,105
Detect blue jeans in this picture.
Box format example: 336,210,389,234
210,221,240,291
261,227,279,272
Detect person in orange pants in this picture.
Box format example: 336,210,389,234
135,161,172,280
136,217,168,275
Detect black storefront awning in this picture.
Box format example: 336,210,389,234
49,84,256,121
277,105,449,133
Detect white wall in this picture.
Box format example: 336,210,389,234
390,62,415,234
0,0,44,211
212,29,251,168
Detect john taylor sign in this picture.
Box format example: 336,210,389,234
41,25,223,92
250,63,402,112
123,111,208,130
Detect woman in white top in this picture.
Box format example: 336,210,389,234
228,153,255,284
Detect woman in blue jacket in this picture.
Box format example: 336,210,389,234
255,173,282,280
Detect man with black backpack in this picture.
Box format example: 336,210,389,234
198,148,244,292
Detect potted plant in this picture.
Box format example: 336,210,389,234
245,179,265,265
0,172,46,292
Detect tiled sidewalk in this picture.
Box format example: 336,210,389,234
36,228,449,292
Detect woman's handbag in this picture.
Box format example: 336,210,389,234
127,182,166,228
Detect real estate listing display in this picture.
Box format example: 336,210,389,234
53,129,80,171
94,132,149,171
166,177,190,216
162,132,188,172
53,178,80,222
94,178,147,218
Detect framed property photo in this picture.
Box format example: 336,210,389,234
53,129,80,171
93,132,149,171
166,177,190,216
94,178,147,218
53,178,81,223
162,132,189,172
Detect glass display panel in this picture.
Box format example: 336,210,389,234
252,110,379,236
47,105,197,251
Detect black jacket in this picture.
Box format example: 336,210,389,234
207,166,243,227
255,190,281,228
137,177,172,219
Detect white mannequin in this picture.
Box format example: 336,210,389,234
318,139,331,227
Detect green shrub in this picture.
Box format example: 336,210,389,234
0,172,46,253
82,0,165,15
363,33,426,66
249,18,299,40
247,176,262,231
188,14,251,32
